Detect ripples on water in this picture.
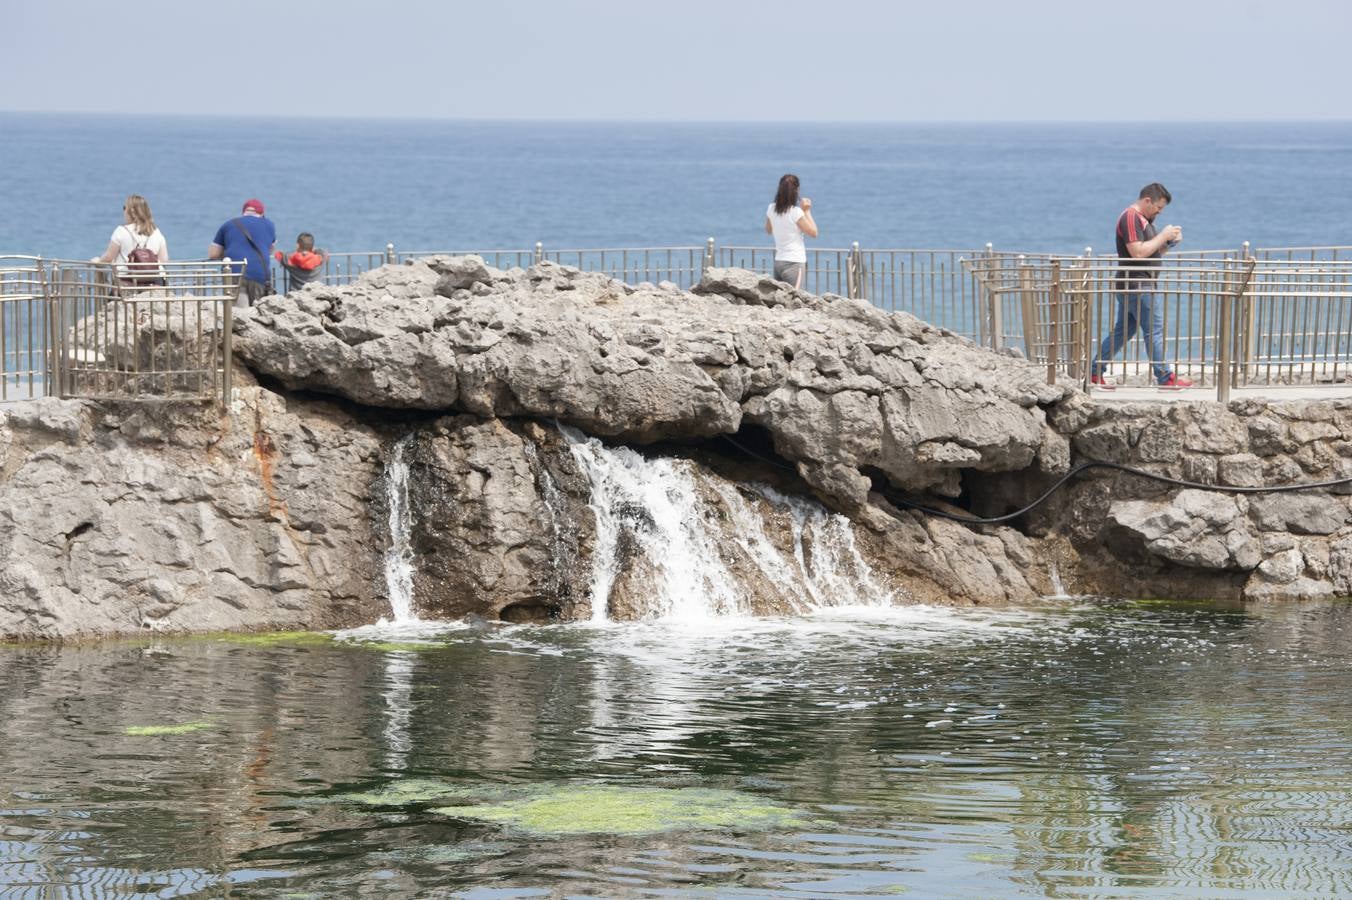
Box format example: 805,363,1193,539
2,600,1351,897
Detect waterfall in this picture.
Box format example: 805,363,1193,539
1047,562,1068,600
565,427,744,621
719,482,894,611
563,426,894,621
382,434,418,623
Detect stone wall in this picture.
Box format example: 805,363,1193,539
1013,395,1352,601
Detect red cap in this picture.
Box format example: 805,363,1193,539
242,198,265,215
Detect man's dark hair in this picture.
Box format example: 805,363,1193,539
1139,182,1172,204
296,232,315,252
773,174,801,216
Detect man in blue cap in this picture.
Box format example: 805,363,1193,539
209,198,277,308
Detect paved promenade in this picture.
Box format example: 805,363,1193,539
1085,384,1352,404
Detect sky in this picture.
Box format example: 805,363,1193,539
4,0,1351,122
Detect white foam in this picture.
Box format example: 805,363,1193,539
381,434,419,624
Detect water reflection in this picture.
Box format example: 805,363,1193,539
1,600,1350,896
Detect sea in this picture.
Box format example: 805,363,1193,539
4,113,1352,260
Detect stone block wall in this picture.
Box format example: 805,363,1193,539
1040,395,1352,600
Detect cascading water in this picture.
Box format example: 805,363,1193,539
565,427,744,621
717,482,895,611
381,434,419,624
1047,562,1069,600
563,426,894,621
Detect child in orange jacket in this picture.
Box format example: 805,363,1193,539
274,232,328,293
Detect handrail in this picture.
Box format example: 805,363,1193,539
7,244,1352,405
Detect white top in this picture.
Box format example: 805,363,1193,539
111,224,168,264
766,203,806,263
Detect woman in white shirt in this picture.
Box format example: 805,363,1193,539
763,173,818,289
94,194,169,284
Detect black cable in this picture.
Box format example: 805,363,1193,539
717,434,1352,527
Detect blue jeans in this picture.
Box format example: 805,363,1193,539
1091,291,1173,384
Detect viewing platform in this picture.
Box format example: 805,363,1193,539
3,242,1351,406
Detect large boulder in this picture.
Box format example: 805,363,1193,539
1106,489,1262,571
0,382,388,639
235,258,1070,511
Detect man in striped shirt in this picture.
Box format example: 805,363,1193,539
1090,182,1191,389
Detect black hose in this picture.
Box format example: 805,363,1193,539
717,434,1352,527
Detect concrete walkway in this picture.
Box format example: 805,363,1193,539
1083,384,1352,404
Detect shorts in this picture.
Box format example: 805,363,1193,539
236,277,272,309
773,260,805,289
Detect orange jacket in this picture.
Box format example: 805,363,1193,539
275,249,326,271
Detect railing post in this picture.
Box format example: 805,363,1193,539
847,242,865,300
1018,256,1037,362
56,267,74,398
1240,240,1257,379
534,242,545,265
39,259,60,399
1218,292,1233,404
703,237,716,275
385,242,396,265
1048,260,1061,385
990,285,1003,352
982,243,998,350
1076,248,1093,385
1223,257,1257,402
222,266,234,407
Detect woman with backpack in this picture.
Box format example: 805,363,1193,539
93,194,169,285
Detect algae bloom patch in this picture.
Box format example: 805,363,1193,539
432,784,812,836
124,722,213,736
340,778,485,807
217,631,337,648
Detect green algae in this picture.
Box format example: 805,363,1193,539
432,784,814,836
369,841,512,865
125,722,213,736
1125,597,1242,612
215,631,338,648
342,640,443,653
340,778,492,807
967,851,1016,864
216,632,444,653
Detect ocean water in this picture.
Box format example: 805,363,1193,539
4,114,1352,261
3,600,1352,896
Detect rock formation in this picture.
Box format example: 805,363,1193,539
234,259,1070,512
0,377,387,639
5,256,1352,640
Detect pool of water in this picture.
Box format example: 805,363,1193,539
2,599,1350,897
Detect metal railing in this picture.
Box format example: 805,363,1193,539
966,254,1352,400
0,257,239,405
8,242,1352,405
0,256,48,402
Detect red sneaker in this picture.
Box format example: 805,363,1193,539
1159,373,1194,390
1090,374,1116,391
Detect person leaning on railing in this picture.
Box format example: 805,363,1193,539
1089,182,1192,390
92,194,169,288
274,231,329,293
208,198,276,309
764,173,818,289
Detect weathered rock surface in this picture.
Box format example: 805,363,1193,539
0,380,388,639
1107,491,1261,571
1036,396,1352,600
234,259,1070,511
397,416,594,623
11,258,1352,641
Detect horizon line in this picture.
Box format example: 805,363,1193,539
2,108,1351,127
